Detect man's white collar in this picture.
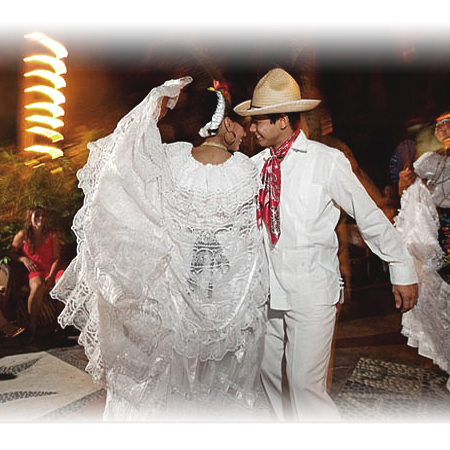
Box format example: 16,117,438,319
291,130,308,153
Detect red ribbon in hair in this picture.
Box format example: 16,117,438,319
257,129,300,244
213,80,229,95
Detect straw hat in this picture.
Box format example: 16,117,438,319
234,68,321,116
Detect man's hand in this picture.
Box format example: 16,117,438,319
392,284,419,313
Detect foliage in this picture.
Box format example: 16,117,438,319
0,128,105,261
0,222,21,264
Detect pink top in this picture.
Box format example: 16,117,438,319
22,231,55,279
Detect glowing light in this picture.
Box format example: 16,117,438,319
26,115,64,129
23,33,67,164
25,102,65,117
25,33,68,59
23,55,67,75
32,163,46,169
25,85,65,105
24,69,66,89
24,145,64,159
24,159,40,166
51,167,63,175
26,126,64,142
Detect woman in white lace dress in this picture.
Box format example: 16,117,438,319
51,77,270,420
395,111,450,390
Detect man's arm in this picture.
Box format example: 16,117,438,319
327,151,419,311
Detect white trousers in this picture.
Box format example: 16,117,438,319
261,304,342,421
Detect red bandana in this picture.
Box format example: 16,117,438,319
257,129,300,244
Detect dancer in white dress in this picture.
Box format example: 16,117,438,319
51,77,270,420
396,111,450,390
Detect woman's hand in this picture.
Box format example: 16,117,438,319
20,256,37,273
398,167,417,196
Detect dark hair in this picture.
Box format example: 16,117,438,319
267,112,301,130
25,206,47,253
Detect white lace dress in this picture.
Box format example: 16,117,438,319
51,77,271,420
395,173,450,389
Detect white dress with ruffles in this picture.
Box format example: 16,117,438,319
51,77,270,420
395,168,450,388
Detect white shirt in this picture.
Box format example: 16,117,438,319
252,131,418,310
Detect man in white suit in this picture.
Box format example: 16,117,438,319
234,68,419,420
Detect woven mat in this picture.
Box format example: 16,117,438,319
334,357,450,421
0,346,105,421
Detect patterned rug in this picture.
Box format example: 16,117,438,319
0,346,105,421
334,357,450,421
2,349,450,422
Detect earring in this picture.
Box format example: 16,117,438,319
224,130,236,146
223,119,236,146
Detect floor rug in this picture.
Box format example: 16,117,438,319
0,346,105,421
334,357,450,421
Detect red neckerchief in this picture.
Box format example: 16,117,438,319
257,128,300,244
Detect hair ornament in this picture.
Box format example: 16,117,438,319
213,80,229,95
198,84,226,138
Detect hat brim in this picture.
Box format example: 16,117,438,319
234,99,321,116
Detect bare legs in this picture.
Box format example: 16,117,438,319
27,276,46,338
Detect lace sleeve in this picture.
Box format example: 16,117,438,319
51,77,193,382
395,178,443,270
414,151,438,181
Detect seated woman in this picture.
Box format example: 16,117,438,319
9,207,64,343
